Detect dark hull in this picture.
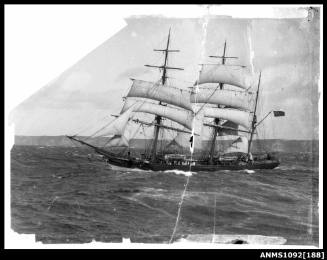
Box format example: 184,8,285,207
66,137,280,172
149,161,279,171
102,153,280,172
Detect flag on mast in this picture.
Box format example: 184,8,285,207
273,110,285,117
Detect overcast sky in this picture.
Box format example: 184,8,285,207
10,12,320,140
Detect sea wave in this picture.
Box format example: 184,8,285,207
109,165,153,173
243,169,255,174
163,169,195,177
10,145,319,246
275,165,316,172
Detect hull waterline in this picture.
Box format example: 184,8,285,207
103,154,280,172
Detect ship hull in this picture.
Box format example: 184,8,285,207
67,138,280,172
102,154,279,172
148,161,279,172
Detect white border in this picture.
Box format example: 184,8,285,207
5,4,323,249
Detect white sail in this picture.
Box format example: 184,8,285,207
173,132,189,148
168,108,205,151
121,99,194,130
191,108,205,151
197,64,255,89
174,131,203,151
173,132,192,147
104,135,129,147
192,108,205,136
204,107,251,129
94,104,135,137
104,122,141,147
127,79,193,111
191,87,251,111
223,136,249,154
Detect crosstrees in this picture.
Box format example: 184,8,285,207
144,28,184,161
207,40,240,164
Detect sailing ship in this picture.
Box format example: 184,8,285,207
67,28,285,172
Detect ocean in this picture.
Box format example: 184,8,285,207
10,145,319,245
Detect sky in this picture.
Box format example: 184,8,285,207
9,9,320,140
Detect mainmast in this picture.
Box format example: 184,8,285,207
247,71,261,155
208,40,238,164
144,28,183,161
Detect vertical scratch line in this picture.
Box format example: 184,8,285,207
169,175,190,244
169,7,210,244
212,193,217,243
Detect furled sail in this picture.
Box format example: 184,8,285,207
191,87,251,111
204,107,251,129
121,99,194,130
94,104,135,137
197,64,255,89
223,136,249,154
127,79,193,111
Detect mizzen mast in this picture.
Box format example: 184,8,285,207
144,28,183,161
247,71,261,155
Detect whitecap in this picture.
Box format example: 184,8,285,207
163,169,195,177
244,169,255,174
109,164,153,173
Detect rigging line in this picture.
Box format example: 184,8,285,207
84,117,119,141
165,76,195,84
256,128,268,153
142,36,169,67
143,120,154,155
209,42,226,56
140,124,147,155
101,136,119,149
195,84,221,116
68,137,77,148
68,136,80,156
88,94,147,140
146,53,164,70
76,114,109,136
102,123,142,152
141,128,149,156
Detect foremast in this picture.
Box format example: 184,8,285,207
144,28,183,161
